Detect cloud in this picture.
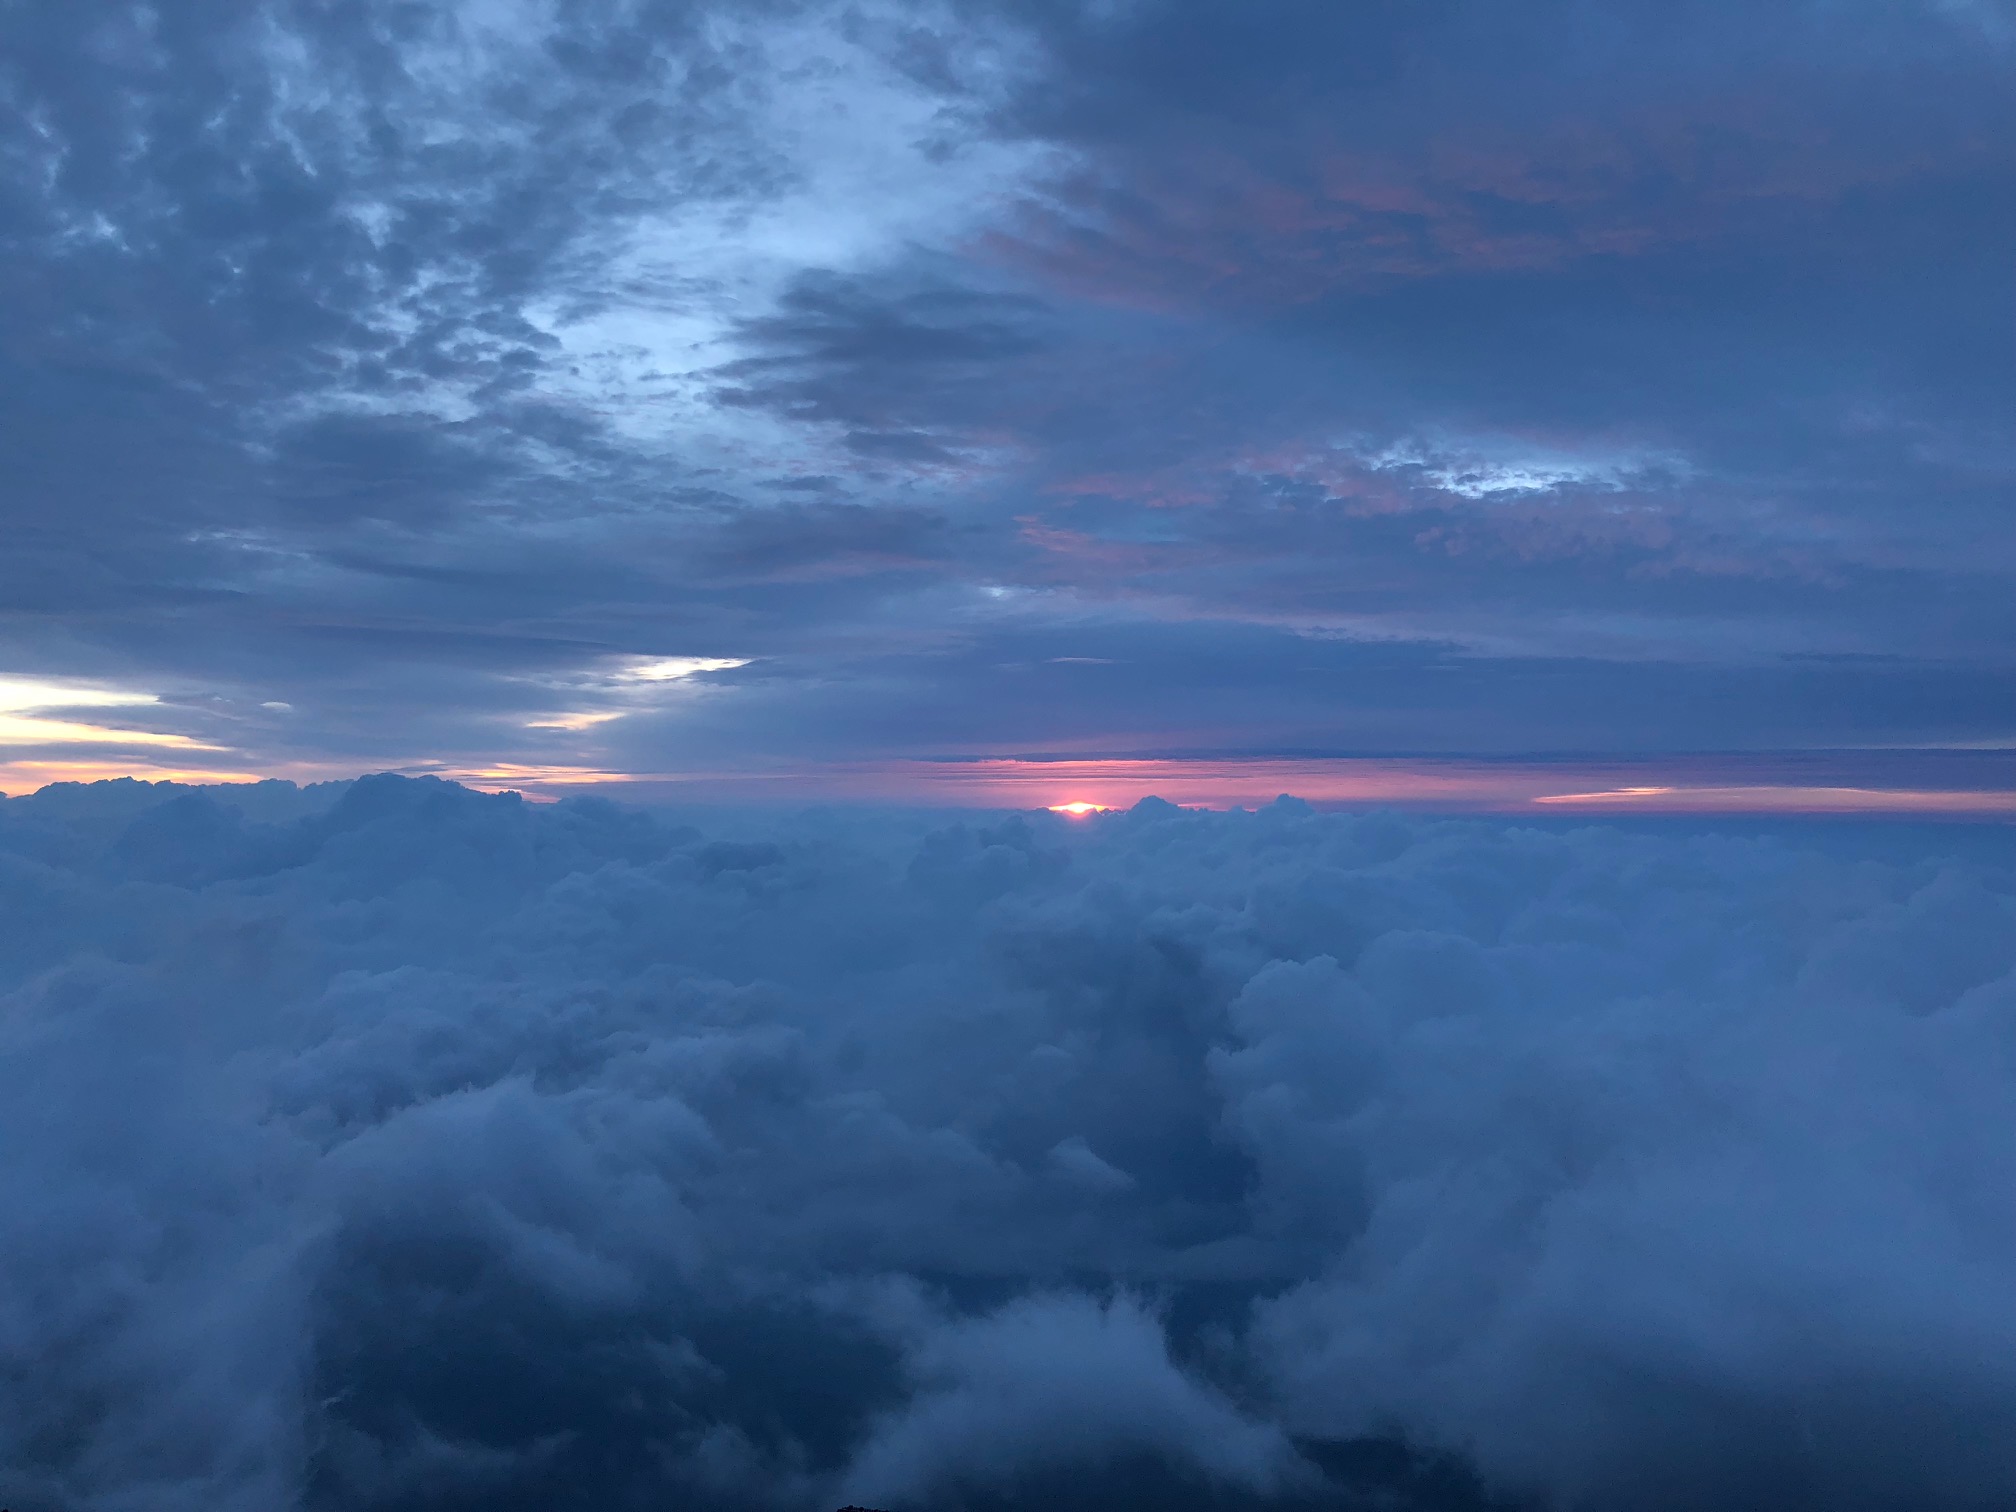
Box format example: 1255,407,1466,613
4,0,2015,773
841,1292,1301,1507
1,775,2013,1509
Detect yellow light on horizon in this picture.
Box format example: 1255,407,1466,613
0,675,225,753
0,714,225,750
1048,801,1111,816
0,676,159,714
0,759,262,790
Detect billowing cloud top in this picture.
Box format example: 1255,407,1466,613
3,775,2014,1509
2,0,2014,787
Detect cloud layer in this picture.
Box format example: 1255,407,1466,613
3,776,2013,1510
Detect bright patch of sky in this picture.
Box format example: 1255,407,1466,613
509,655,753,740
1359,435,1687,499
618,657,751,682
0,677,158,714
0,677,221,751
530,40,1056,469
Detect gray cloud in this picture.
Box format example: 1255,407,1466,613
1,0,2012,778
2,776,2014,1509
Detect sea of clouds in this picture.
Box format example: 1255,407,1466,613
1,775,2012,1512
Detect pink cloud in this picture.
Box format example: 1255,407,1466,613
463,756,2016,818
979,101,2005,313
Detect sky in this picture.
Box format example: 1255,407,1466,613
3,0,2015,810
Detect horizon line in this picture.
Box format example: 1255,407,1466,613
4,751,2013,819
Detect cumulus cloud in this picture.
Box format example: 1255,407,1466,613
1,776,2014,1511
840,1292,1299,1507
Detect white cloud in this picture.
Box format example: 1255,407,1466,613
1359,434,1687,499
0,675,159,714
616,656,751,683
0,677,226,751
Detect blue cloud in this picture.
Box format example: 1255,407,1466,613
1,1,2011,777
2,776,2013,1508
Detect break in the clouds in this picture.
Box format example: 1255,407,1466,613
3,776,2015,1510
2,0,2013,793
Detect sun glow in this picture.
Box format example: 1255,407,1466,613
0,675,224,752
618,657,750,683
0,676,159,714
1048,801,1112,816
525,711,626,731
0,715,223,749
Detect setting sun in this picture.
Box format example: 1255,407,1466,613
1047,801,1111,816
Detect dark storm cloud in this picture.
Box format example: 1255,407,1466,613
3,776,2015,1510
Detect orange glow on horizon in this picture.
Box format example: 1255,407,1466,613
1,754,2010,820
0,759,267,791
432,757,2015,819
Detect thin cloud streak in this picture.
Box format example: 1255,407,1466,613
434,753,2016,816
1533,784,2016,814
